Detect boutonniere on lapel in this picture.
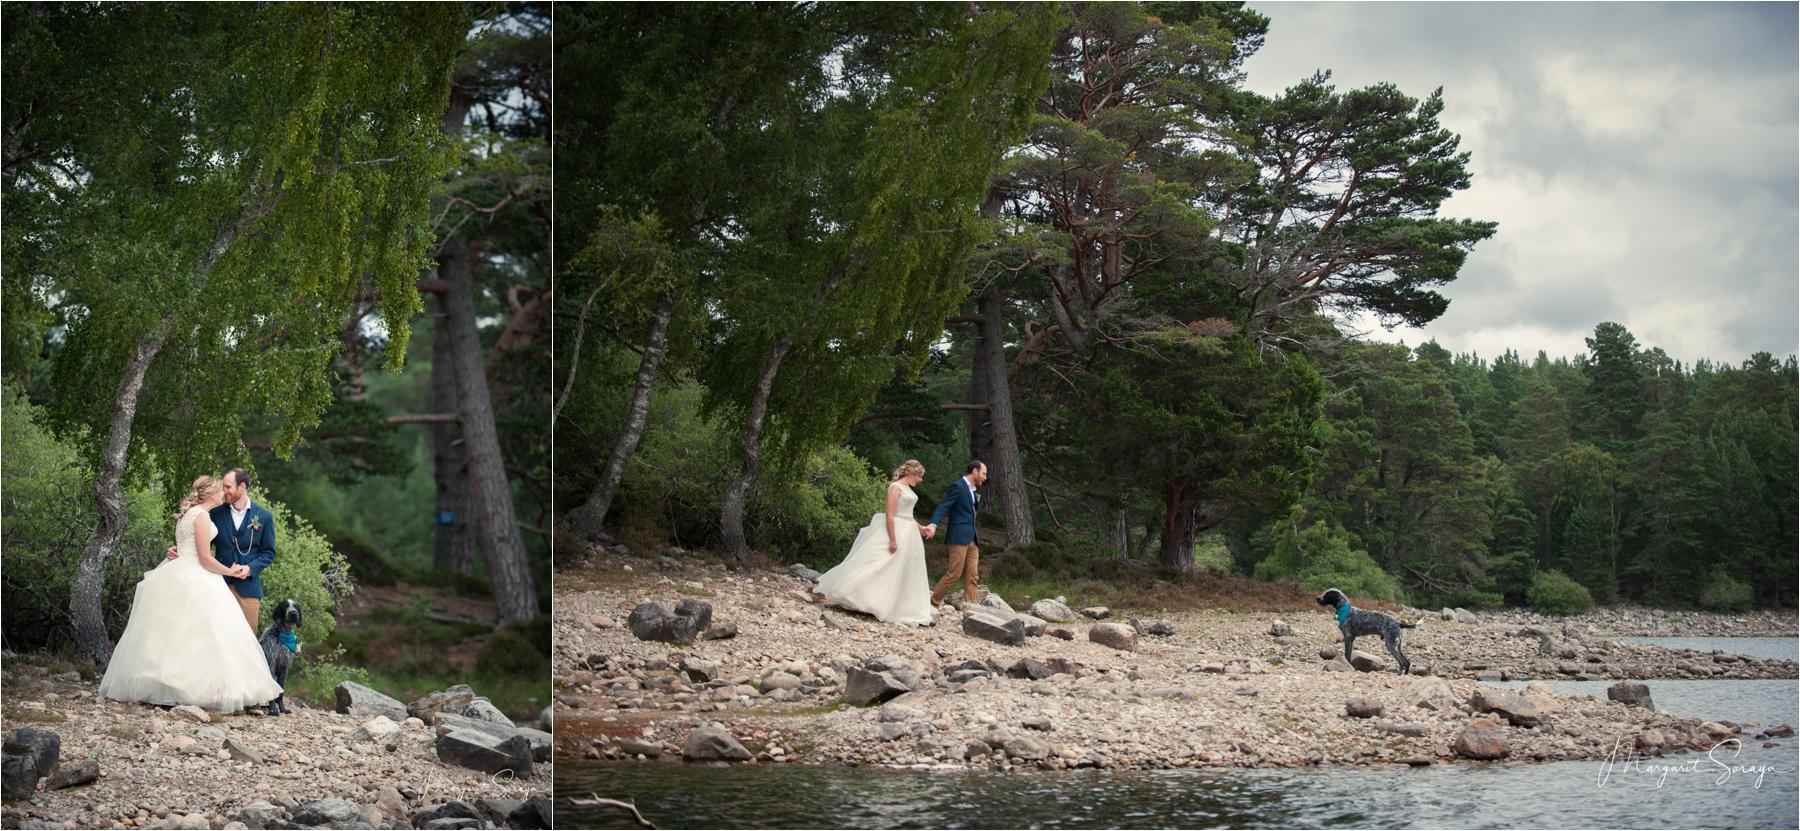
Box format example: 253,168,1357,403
247,515,263,536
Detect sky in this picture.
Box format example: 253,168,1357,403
1241,1,1799,366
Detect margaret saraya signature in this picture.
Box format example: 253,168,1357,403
1598,737,1795,789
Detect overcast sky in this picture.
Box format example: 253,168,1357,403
1241,1,1798,366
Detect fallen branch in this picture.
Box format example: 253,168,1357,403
569,794,657,829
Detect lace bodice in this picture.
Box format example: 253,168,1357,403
892,483,918,515
174,506,212,562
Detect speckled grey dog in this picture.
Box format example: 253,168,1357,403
1316,588,1420,674
257,598,301,714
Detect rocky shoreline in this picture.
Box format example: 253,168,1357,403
1,656,550,830
553,555,1796,774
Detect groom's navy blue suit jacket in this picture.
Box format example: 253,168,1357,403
929,478,980,545
211,502,277,599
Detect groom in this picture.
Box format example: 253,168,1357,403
168,468,277,632
926,460,987,608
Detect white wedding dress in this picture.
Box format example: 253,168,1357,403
98,506,282,713
815,483,934,625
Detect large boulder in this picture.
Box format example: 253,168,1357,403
460,697,513,727
2,752,38,801
962,608,1026,646
1014,614,1048,637
681,726,751,762
3,728,59,778
626,602,698,644
508,796,554,830
437,728,534,776
674,598,714,633
336,681,408,722
842,667,911,706
1088,623,1137,652
1029,599,1076,623
1470,688,1548,727
407,684,477,721
1607,681,1654,710
1453,717,1510,760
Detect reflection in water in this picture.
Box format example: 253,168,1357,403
561,673,1798,829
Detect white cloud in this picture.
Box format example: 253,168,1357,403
1242,1,1798,364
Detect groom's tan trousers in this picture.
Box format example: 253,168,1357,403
237,596,260,634
931,543,981,606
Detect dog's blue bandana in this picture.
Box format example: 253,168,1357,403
1336,602,1352,626
278,630,300,654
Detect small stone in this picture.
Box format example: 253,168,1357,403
44,758,97,790
681,726,751,762
169,705,210,724
1269,620,1294,637
1088,623,1136,652
1345,698,1383,719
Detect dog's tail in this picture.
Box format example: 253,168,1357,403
1399,618,1424,629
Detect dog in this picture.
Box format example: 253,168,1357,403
257,598,302,715
1316,588,1421,675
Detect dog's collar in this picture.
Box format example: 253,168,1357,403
1335,602,1352,625
278,630,300,653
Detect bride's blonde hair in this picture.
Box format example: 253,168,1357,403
174,475,223,521
891,459,925,482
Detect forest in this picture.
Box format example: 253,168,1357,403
558,2,1797,614
2,3,553,718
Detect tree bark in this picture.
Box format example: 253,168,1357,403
70,325,169,664
967,317,993,466
1159,482,1197,574
429,292,476,575
441,233,539,623
567,288,673,540
976,286,1034,547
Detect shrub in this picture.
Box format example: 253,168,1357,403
258,500,356,646
1192,533,1234,574
1527,570,1594,616
1698,570,1754,613
1252,515,1405,603
1,383,168,651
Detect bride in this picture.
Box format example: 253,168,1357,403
814,459,937,625
98,475,282,713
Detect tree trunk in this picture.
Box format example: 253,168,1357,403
720,258,859,566
1135,518,1159,562
71,325,168,664
977,287,1033,547
1109,506,1130,558
1159,482,1197,574
568,288,674,540
720,335,794,568
429,293,475,575
967,324,992,465
442,234,539,623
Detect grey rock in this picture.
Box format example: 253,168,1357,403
1349,651,1387,672
877,723,907,741
681,726,751,762
420,819,480,831
627,602,700,644
1269,620,1294,637
964,740,992,760
335,681,408,722
1000,735,1051,761
43,758,97,790
976,594,1016,616
1607,681,1654,710
1141,619,1175,637
536,705,553,732
3,728,59,778
961,608,1026,646
508,796,553,830
1470,688,1548,727
413,801,482,826
1088,622,1137,652
842,667,911,706
674,598,714,633
1454,608,1479,625
224,738,264,764
292,798,361,826
1078,606,1110,620
1373,722,1429,737
478,798,524,827
1021,716,1054,732
518,727,553,763
459,697,513,727
2,752,38,800
236,800,287,828
1029,599,1075,623
406,684,476,721
1014,613,1048,637
759,672,802,694
353,716,402,748
1345,698,1383,719
787,563,823,582
679,657,719,684
878,703,922,723
1006,659,1052,680
619,739,663,758
436,729,534,776
702,622,739,641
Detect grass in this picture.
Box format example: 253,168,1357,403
106,725,139,741
3,707,66,724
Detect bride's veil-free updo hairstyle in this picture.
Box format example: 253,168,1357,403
175,475,224,521
891,459,926,482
